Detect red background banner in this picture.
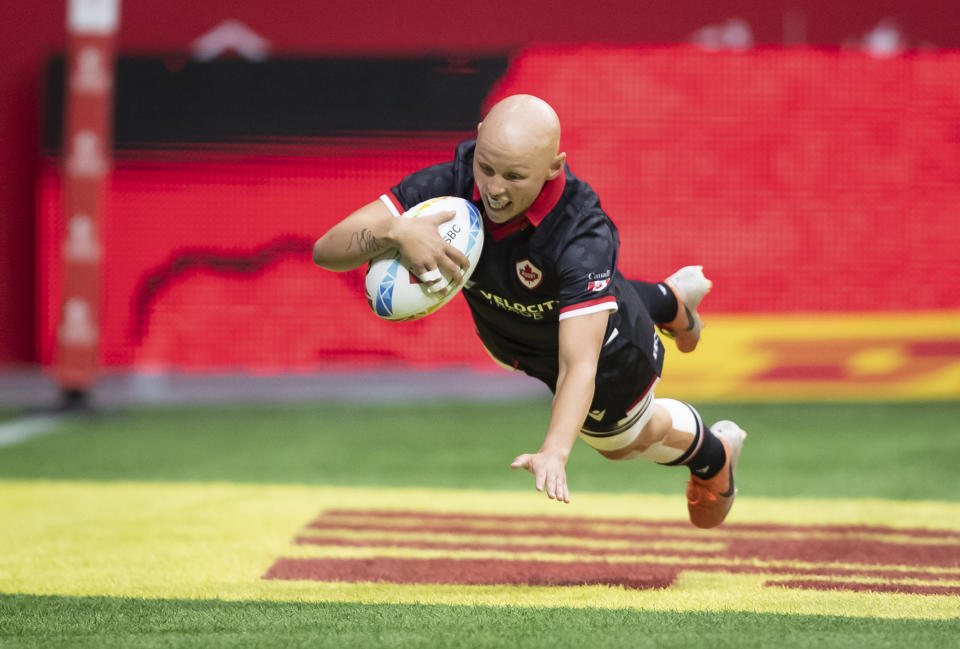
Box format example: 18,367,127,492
3,0,960,364
36,47,960,372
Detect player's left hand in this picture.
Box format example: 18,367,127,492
510,452,570,503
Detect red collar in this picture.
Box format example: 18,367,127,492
472,170,566,241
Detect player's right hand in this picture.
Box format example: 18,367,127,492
390,210,471,294
510,451,571,504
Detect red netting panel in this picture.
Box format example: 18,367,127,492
37,48,960,371
486,46,960,313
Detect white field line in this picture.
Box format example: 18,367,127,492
0,414,64,448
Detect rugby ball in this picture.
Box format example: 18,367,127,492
365,196,484,321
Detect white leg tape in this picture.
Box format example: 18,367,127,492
651,397,702,464
655,398,698,435
579,396,698,464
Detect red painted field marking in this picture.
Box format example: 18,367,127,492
263,509,960,596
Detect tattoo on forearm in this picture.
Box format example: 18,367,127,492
347,228,383,254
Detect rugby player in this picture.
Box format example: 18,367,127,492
313,94,746,528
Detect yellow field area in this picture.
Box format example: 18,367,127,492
658,310,960,401
1,480,958,619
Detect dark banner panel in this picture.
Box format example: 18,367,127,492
43,56,509,148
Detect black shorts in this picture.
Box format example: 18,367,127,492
480,278,665,433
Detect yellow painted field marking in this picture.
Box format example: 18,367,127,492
659,310,960,401
1,480,958,619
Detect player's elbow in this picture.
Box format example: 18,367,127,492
312,238,344,271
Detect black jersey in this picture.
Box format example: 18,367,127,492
385,140,664,430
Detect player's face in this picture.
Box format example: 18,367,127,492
473,137,558,224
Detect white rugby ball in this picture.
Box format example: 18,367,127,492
365,196,484,321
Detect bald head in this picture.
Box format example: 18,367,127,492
472,95,566,223
478,94,561,161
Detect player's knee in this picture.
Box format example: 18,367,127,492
638,405,674,445
597,402,693,464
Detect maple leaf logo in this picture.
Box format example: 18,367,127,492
515,259,543,289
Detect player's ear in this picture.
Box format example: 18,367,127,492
547,152,566,180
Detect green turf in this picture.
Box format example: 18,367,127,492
0,400,957,501
0,406,25,423
1,594,957,649
2,402,958,647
